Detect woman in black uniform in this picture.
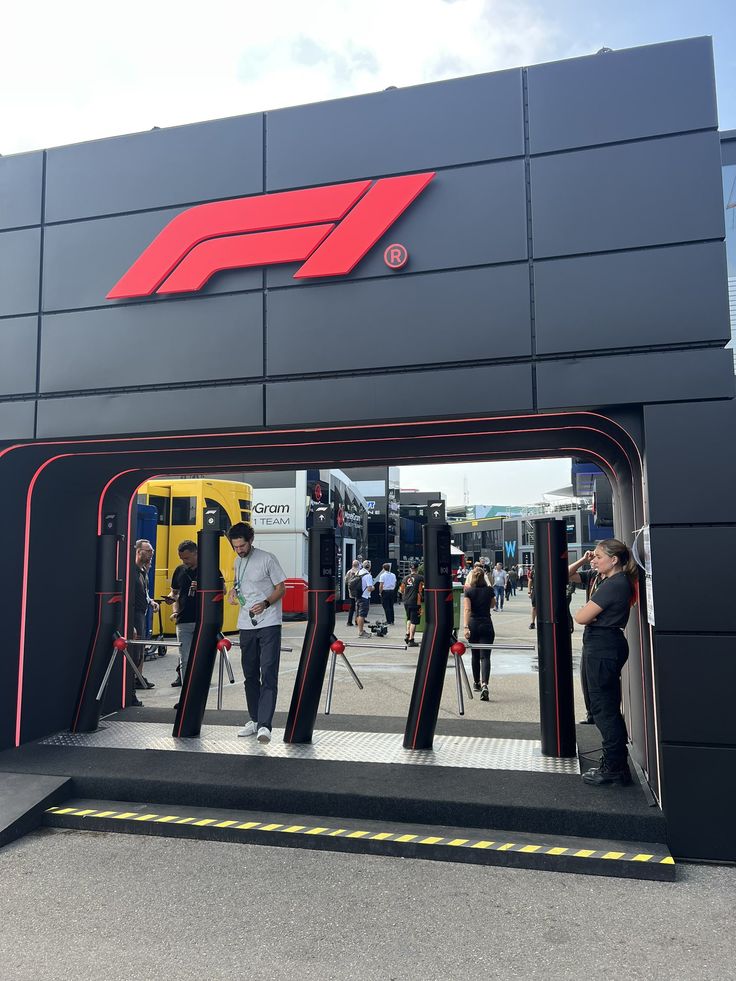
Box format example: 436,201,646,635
462,566,496,702
569,539,638,786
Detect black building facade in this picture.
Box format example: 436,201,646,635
0,37,734,860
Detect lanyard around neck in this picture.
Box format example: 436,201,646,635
236,551,253,591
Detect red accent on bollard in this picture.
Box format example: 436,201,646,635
330,640,346,655
217,637,232,652
113,637,127,651
450,641,466,656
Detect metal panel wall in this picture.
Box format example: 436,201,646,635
526,37,717,154
44,114,264,221
0,228,41,317
0,151,44,230
266,70,524,191
40,294,263,392
0,37,728,430
0,317,38,395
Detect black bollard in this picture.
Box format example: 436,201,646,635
404,501,454,750
173,508,224,738
71,513,124,732
534,518,576,757
284,504,336,743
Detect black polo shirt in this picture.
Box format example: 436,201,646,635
172,564,198,623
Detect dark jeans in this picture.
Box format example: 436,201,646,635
240,625,282,731
469,618,495,685
132,611,147,669
381,589,395,624
583,627,629,766
494,585,505,610
346,597,356,626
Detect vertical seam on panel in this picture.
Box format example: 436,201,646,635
522,68,537,411
34,151,48,436
262,113,268,425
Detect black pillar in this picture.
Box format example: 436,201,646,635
534,517,576,757
71,513,124,732
284,503,336,743
404,501,454,749
173,507,224,737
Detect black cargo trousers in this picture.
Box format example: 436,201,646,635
583,626,630,767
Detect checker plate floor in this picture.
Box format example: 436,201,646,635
42,721,580,774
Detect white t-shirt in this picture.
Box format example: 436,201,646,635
361,572,374,599
492,568,508,587
377,570,397,590
234,547,287,630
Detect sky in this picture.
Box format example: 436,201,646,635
399,459,572,508
2,0,734,155
2,0,732,505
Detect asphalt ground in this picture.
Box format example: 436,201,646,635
1,827,734,981
4,589,734,979
134,586,590,725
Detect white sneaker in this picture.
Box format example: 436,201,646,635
257,726,271,744
238,720,258,737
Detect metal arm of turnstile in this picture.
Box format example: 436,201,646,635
324,640,364,715
215,635,236,711
122,638,293,652
448,640,473,716
96,635,149,702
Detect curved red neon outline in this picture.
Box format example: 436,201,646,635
13,415,646,755
0,408,644,467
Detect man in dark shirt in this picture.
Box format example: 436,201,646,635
132,539,158,698
400,563,424,647
168,541,200,697
167,540,225,702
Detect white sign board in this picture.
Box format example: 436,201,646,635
645,574,655,626
251,488,304,532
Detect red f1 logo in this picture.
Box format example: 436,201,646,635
107,172,435,299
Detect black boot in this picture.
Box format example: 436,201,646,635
582,760,632,786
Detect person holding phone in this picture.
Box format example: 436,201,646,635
168,540,199,691
227,522,286,744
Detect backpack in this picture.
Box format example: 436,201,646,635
348,570,365,599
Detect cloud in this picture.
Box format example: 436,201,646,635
0,0,560,154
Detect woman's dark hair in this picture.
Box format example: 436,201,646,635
227,521,254,544
596,538,638,601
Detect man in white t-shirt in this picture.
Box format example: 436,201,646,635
356,560,374,638
492,562,508,611
377,563,397,624
226,522,286,744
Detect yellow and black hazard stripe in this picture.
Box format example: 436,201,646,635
46,804,674,876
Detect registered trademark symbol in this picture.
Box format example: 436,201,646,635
384,243,408,269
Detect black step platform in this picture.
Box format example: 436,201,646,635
0,772,71,848
0,710,669,877
46,798,675,880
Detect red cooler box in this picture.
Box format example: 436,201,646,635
283,578,308,616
